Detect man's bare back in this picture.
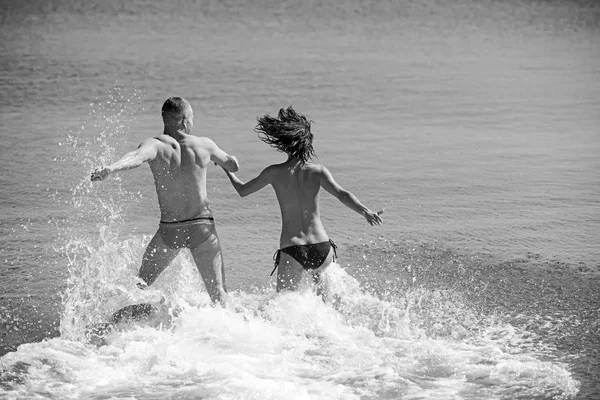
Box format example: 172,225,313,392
146,134,232,222
91,97,238,304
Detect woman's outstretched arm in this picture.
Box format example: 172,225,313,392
319,165,383,225
223,166,273,197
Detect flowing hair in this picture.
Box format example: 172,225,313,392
254,106,315,163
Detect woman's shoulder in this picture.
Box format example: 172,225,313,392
302,161,324,172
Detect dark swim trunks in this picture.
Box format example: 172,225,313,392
271,239,337,276
158,216,215,250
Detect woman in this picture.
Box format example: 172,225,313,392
223,106,383,294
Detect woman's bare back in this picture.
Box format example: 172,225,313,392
269,160,329,247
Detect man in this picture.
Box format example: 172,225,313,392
91,97,239,305
222,106,382,295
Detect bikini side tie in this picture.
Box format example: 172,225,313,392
329,239,338,262
270,250,281,276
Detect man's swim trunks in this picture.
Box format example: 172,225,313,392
158,216,215,250
271,239,337,276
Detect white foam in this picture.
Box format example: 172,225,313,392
0,254,581,399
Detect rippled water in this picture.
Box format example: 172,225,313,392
1,0,599,398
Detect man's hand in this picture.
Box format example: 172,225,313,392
91,166,111,182
229,155,239,166
365,208,384,226
214,155,238,169
225,155,239,172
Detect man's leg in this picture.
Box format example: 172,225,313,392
189,225,227,305
138,230,180,286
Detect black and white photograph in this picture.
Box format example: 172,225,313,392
1,0,598,398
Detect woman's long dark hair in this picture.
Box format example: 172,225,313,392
255,106,315,163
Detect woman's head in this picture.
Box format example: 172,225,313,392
255,106,315,163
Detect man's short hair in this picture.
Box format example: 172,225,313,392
162,97,190,123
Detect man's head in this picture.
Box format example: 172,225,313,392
162,97,193,133
255,106,315,163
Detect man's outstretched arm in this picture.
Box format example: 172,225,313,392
319,166,383,226
91,138,159,182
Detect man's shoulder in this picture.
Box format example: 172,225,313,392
147,134,176,143
183,135,215,148
140,135,169,148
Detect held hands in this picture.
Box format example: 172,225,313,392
365,208,384,226
222,155,239,172
229,155,240,172
91,166,111,182
229,155,239,166
214,155,239,170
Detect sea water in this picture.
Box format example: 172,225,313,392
1,0,599,398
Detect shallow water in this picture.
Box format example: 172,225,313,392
1,0,599,398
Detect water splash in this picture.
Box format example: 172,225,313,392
0,259,581,399
54,84,146,340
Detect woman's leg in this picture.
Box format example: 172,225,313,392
276,252,305,292
312,247,334,300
